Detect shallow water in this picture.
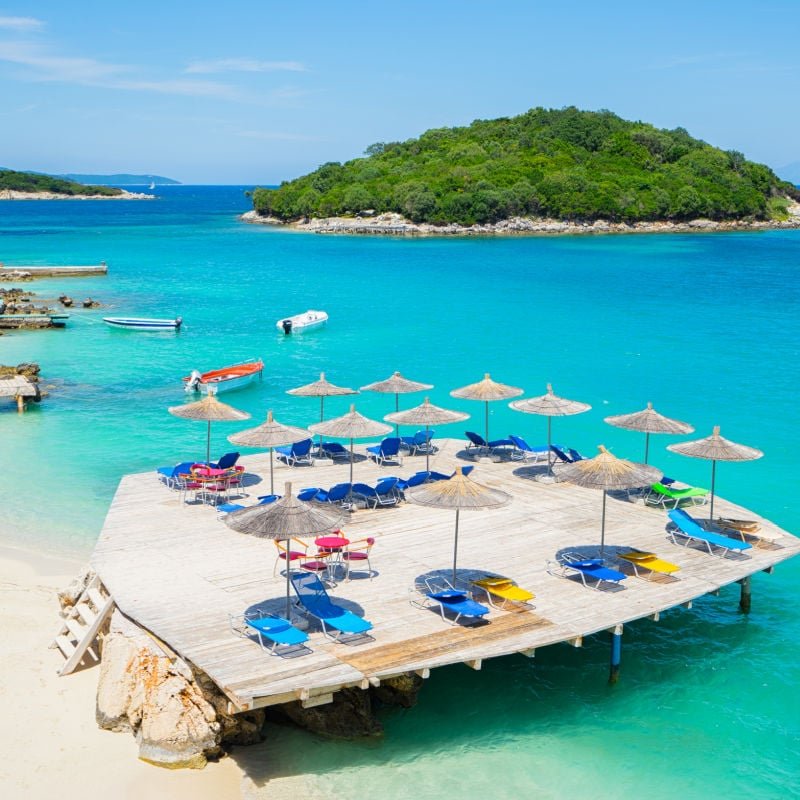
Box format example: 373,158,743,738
2,187,798,797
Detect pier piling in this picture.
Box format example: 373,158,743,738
739,575,752,614
609,625,623,684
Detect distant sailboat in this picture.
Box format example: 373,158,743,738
148,180,155,190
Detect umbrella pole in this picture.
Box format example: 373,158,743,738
318,397,324,450
547,417,553,475
349,437,354,485
425,425,431,472
269,448,274,496
452,508,460,585
485,401,489,445
206,420,211,465
600,491,607,557
395,393,399,436
284,535,292,621
644,432,650,464
710,460,716,522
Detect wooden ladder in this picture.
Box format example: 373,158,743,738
51,575,115,676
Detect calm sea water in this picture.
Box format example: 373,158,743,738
1,187,798,798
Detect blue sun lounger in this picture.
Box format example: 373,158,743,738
548,555,627,589
412,577,490,625
465,431,515,453
667,508,752,557
229,612,311,657
245,615,310,654
290,572,373,642
319,441,350,460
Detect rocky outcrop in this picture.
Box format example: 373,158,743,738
272,688,383,739
95,610,265,769
243,208,800,237
371,672,425,708
0,361,41,381
86,574,426,766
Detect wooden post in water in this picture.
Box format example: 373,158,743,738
739,575,752,614
609,624,623,684
16,394,25,413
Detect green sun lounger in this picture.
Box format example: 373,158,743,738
646,482,709,509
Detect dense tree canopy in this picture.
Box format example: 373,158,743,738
0,170,122,196
252,107,798,225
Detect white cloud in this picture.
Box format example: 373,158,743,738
0,16,44,31
0,41,246,100
185,57,306,74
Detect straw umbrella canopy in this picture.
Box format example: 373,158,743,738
228,410,312,495
287,372,358,426
604,402,694,463
308,404,392,484
560,445,662,556
361,371,433,435
168,392,251,465
384,397,470,471
450,373,523,443
509,383,591,476
405,467,511,584
667,426,763,521
225,481,344,620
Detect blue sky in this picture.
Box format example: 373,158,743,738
1,1,798,183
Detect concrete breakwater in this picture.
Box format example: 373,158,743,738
0,263,108,280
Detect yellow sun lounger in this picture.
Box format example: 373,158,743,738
471,577,535,609
618,551,680,579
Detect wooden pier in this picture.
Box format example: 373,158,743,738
90,439,800,712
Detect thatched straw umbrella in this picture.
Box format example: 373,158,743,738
604,402,694,463
228,410,311,495
450,373,523,443
509,383,591,476
361,371,433,435
385,397,470,471
308,404,392,484
405,467,511,583
168,392,251,465
667,426,763,521
225,482,344,620
287,372,358,426
559,446,662,556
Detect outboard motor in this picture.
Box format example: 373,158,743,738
175,316,183,330
281,319,293,335
185,369,203,393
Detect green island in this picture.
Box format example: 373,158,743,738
0,169,123,197
252,107,799,226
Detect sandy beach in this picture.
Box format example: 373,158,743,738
0,546,242,800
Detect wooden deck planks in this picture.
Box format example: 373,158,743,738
91,439,800,710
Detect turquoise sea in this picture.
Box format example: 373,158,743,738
2,187,798,798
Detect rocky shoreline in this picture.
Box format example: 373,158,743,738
241,204,800,237
58,568,424,769
0,189,154,200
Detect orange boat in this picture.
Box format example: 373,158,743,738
183,359,264,394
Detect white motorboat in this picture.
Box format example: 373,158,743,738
183,359,264,393
276,309,328,334
104,316,182,330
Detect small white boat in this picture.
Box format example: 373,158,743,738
104,316,182,330
276,309,328,334
183,359,264,394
